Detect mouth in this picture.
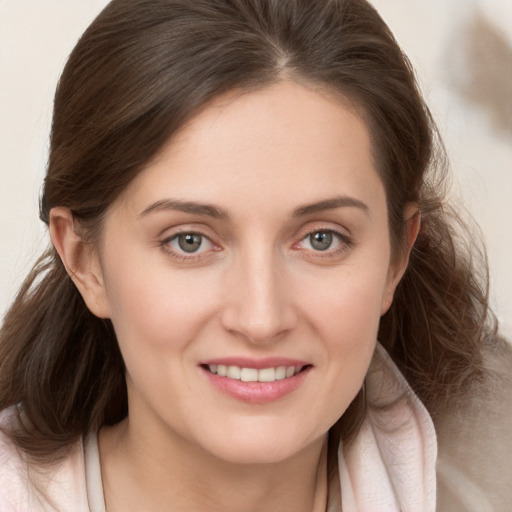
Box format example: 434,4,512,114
199,358,312,402
201,364,309,383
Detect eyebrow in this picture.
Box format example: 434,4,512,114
139,195,369,220
292,196,369,217
139,199,229,220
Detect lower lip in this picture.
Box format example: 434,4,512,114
201,367,311,403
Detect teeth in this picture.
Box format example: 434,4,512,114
275,366,286,380
207,364,303,382
258,367,276,382
241,368,258,382
227,366,241,379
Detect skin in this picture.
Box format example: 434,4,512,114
50,80,418,512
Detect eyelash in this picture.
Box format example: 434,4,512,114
159,227,353,262
159,231,218,262
294,228,353,258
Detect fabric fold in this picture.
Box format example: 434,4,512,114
338,342,437,512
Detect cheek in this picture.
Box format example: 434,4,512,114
322,276,383,371
293,262,389,408
103,252,222,356
305,256,390,386
102,259,224,415
301,263,388,340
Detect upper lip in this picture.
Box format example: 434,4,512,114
199,357,311,369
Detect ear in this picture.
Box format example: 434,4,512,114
380,204,421,315
49,207,111,318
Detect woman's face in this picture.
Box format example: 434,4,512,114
93,81,403,464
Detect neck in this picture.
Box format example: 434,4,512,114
99,419,328,512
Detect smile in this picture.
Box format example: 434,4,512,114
206,364,305,383
200,358,312,402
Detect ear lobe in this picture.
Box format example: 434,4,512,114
380,205,421,315
49,207,111,319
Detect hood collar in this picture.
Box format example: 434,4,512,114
336,342,437,512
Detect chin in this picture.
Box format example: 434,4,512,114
211,443,302,466
198,423,325,466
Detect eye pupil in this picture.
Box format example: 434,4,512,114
178,233,202,253
310,231,333,251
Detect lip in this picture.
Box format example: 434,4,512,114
199,358,312,404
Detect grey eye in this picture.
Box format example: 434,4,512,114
177,233,203,253
309,231,333,251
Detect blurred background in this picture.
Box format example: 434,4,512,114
1,0,511,338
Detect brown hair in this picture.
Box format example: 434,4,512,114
0,0,499,460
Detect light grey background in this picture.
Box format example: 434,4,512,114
1,1,511,338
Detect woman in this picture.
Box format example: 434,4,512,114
0,0,510,510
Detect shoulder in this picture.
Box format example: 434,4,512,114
435,339,512,511
0,408,90,512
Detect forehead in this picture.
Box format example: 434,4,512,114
117,80,385,219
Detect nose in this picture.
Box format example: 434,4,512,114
220,248,297,345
